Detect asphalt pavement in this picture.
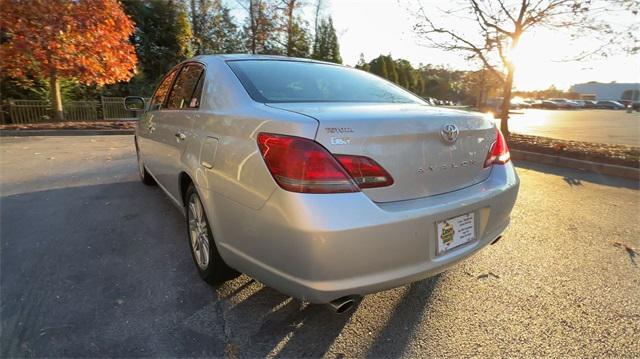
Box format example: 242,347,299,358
1,136,639,357
506,109,639,146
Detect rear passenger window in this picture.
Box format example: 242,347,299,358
190,76,204,108
166,64,205,109
150,69,178,110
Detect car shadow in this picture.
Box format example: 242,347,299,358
213,274,360,358
213,272,441,358
364,275,440,357
1,181,227,357
1,179,442,358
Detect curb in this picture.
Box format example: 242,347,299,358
511,149,639,180
0,129,134,137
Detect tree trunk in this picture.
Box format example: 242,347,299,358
499,65,514,135
190,0,200,54
50,72,64,121
250,0,257,54
287,4,294,56
476,68,486,109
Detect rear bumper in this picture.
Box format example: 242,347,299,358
210,162,519,303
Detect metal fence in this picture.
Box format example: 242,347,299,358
102,97,138,120
66,101,100,121
8,100,51,123
3,97,148,124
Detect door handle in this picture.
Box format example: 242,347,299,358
175,132,186,142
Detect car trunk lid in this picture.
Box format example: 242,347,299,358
267,102,496,203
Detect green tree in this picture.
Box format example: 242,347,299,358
355,53,370,71
122,0,193,94
312,17,342,63
190,0,242,55
395,59,415,91
280,0,311,57
384,56,398,83
369,55,389,79
241,0,282,54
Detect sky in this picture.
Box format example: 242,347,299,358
226,0,639,91
324,0,640,91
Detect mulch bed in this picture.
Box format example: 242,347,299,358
508,133,639,169
0,121,136,131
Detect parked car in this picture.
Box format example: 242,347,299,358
510,98,531,109
595,100,626,110
527,100,545,109
486,97,529,110
548,98,580,109
540,100,561,109
618,100,632,107
125,55,519,311
423,97,437,106
575,100,597,108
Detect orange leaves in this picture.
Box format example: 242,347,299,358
0,0,137,85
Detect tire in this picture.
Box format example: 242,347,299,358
135,139,156,186
185,184,237,285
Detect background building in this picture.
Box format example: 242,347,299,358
569,82,640,101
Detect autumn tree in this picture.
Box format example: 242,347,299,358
410,0,639,134
0,0,137,120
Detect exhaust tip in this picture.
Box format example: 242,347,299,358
327,296,357,314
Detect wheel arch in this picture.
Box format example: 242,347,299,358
179,171,194,207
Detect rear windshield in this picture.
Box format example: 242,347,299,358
227,60,424,104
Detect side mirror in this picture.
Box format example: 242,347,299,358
124,96,146,111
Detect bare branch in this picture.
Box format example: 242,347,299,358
415,25,499,75
496,0,516,23
470,0,514,36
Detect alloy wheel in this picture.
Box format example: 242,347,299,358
188,192,211,270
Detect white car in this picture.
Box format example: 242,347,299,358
126,55,519,313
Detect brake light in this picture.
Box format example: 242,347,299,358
484,128,511,167
257,133,359,193
334,154,394,188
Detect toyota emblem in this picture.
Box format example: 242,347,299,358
441,124,459,144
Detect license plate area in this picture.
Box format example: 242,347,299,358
436,212,476,255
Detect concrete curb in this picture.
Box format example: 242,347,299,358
0,129,134,137
511,149,639,180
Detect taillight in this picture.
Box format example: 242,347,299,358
257,133,359,193
334,154,394,188
484,128,511,167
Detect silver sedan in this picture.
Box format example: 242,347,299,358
126,55,519,311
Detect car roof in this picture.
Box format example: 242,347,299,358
190,54,338,66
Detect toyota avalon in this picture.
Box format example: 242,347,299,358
125,55,519,312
